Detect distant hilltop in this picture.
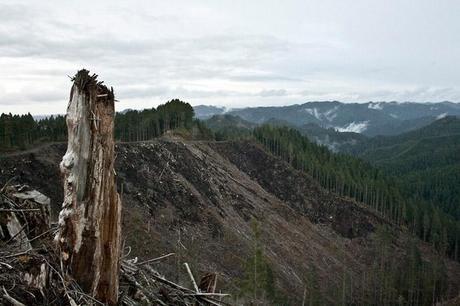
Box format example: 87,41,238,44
195,101,460,136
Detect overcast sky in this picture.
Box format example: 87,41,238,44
1,0,460,114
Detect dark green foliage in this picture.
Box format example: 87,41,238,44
311,226,449,305
238,219,288,305
345,116,460,222
341,116,460,264
374,233,448,306
252,124,460,263
253,124,404,220
115,99,197,141
0,99,211,151
0,113,66,151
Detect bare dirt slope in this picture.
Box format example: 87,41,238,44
1,138,459,304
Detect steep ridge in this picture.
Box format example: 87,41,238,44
342,116,460,221
210,141,381,237
1,139,459,304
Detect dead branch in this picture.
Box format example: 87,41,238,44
0,262,13,269
184,293,230,297
28,226,56,243
136,252,175,266
0,176,17,194
184,262,200,293
2,287,26,306
4,224,27,244
1,248,32,259
0,209,41,212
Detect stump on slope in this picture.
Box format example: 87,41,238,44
55,69,122,305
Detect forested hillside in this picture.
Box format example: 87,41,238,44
114,99,213,141
261,119,366,152
343,116,460,222
0,113,66,150
201,112,460,263
0,99,211,151
250,125,460,262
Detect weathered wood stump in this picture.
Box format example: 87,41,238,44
55,70,122,305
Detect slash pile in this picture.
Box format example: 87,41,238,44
0,183,230,306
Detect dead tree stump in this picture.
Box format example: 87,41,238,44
55,69,122,305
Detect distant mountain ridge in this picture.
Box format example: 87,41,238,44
195,101,460,137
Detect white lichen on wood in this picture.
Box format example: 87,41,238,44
55,69,122,305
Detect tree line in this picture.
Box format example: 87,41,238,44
0,113,67,150
0,99,212,151
115,99,197,141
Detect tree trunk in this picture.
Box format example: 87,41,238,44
55,69,122,305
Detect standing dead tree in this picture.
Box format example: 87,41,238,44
55,69,122,305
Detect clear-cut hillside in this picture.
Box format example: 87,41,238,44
1,138,459,304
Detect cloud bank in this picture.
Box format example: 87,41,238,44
1,0,460,114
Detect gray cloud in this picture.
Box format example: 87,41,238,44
258,89,288,97
0,87,65,105
1,0,460,114
120,86,292,100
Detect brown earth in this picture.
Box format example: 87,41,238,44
1,138,459,304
